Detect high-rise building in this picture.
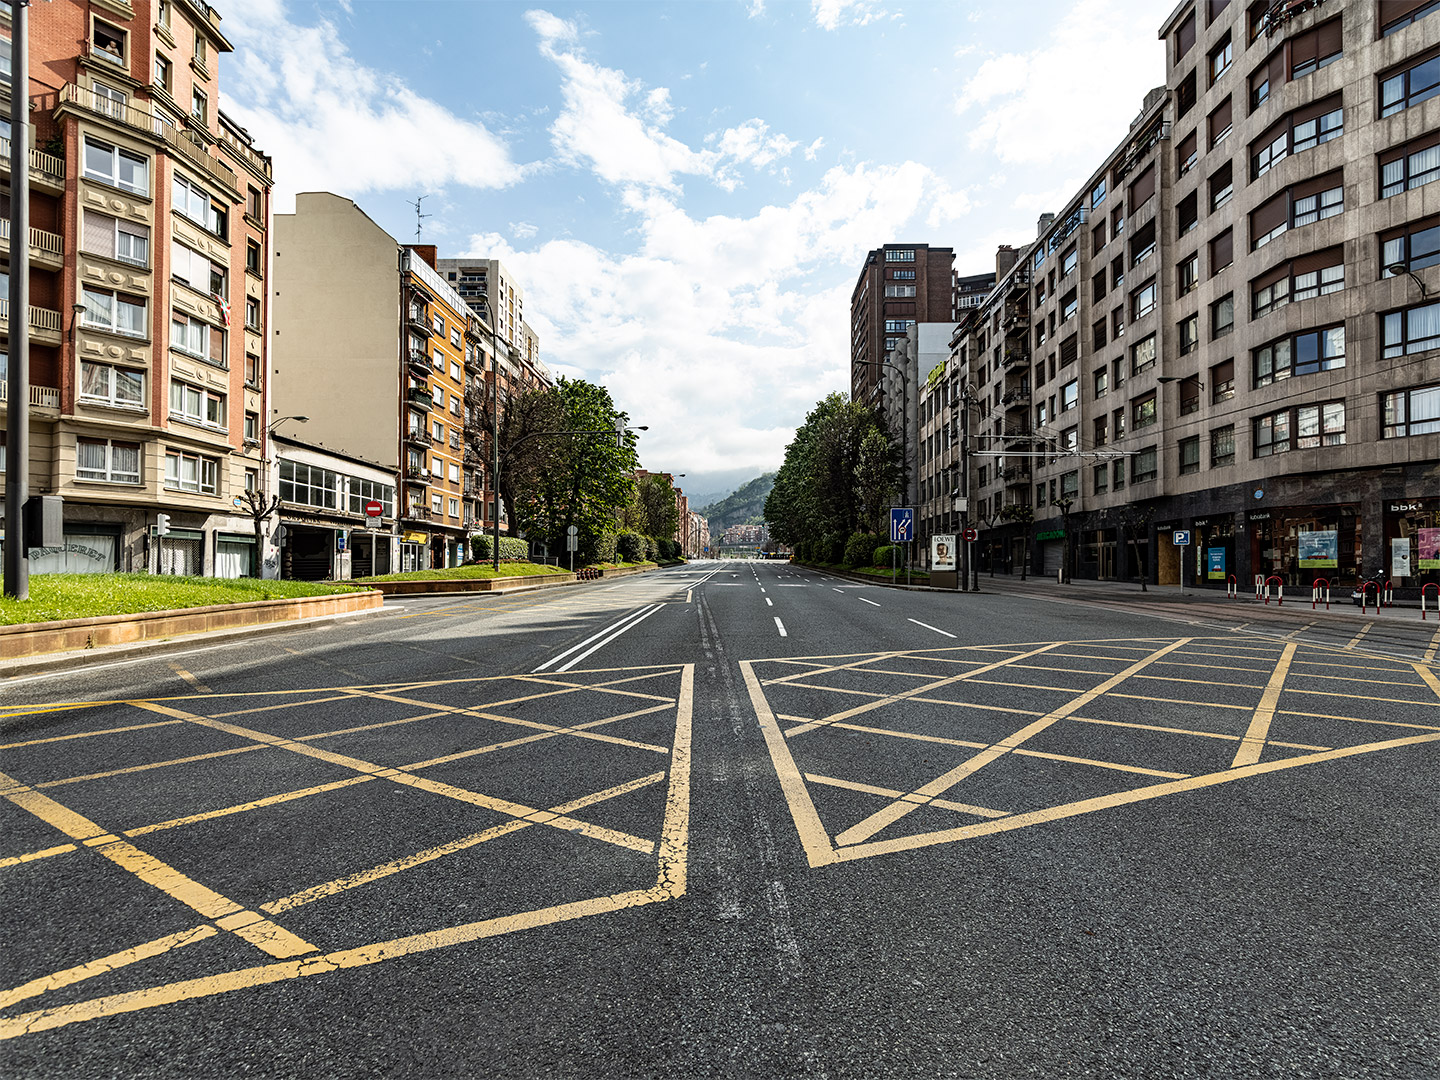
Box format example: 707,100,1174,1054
0,0,273,576
849,244,956,409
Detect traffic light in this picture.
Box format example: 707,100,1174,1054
155,513,171,537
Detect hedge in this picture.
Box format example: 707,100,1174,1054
468,535,531,562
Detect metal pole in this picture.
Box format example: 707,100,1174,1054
3,0,30,600
491,326,500,573
960,385,970,591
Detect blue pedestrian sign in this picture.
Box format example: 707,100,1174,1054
1173,530,1191,546
890,508,915,543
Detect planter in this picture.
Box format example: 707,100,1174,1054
368,574,576,595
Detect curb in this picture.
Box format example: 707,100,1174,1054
793,563,973,594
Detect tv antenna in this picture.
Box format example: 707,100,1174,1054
408,195,432,242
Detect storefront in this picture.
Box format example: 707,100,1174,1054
1382,498,1440,593
1193,515,1237,590
1248,503,1362,589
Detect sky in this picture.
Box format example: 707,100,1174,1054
220,0,1168,504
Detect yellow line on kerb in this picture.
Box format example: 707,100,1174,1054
1231,642,1297,768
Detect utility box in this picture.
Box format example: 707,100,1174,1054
24,495,63,547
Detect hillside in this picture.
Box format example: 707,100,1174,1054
696,473,775,531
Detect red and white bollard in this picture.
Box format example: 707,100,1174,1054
1227,574,1238,599
1311,578,1330,611
1265,575,1284,606
1423,583,1439,620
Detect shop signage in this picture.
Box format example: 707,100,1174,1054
1248,512,1271,521
1393,537,1412,577
931,535,957,571
26,544,108,564
1035,529,1065,541
1390,501,1432,513
402,531,427,544
1192,518,1210,526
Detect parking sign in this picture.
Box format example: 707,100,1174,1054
889,508,914,543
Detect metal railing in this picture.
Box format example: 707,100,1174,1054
0,383,61,408
217,124,272,179
0,137,65,184
0,220,63,258
0,300,63,333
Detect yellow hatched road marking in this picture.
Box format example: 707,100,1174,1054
803,773,1009,819
35,745,264,790
1425,627,1440,664
1072,715,1329,751
1107,692,1251,710
1344,624,1374,649
0,720,184,751
1231,642,1296,767
0,843,79,869
1279,710,1440,732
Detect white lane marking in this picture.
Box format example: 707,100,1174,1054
774,617,788,638
760,588,766,593
859,597,881,607
832,588,844,594
766,598,774,607
533,604,660,672
775,585,808,588
557,604,665,672
908,618,956,638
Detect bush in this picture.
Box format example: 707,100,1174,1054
820,531,846,565
616,531,644,563
843,531,877,568
665,539,682,560
468,535,530,562
643,536,660,562
591,531,619,564
871,543,901,567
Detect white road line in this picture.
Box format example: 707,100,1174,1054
766,598,773,607
532,605,659,672
556,604,665,672
908,618,956,638
832,588,844,594
774,617,788,638
859,597,881,607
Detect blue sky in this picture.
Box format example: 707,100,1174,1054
221,0,1166,502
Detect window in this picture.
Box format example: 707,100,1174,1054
1179,436,1201,475
245,469,257,493
1132,334,1156,375
432,420,444,441
431,493,443,514
1093,464,1109,494
1035,482,1047,508
1060,471,1079,498
348,479,395,517
77,438,141,484
1061,246,1078,277
193,30,207,66
1210,162,1234,212
1212,294,1235,339
244,411,259,443
1252,96,1344,179
1381,384,1440,438
1094,414,1110,447
885,249,915,262
1093,317,1108,349
1178,129,1198,175
1381,134,1440,199
1094,368,1109,399
169,379,227,430
244,352,261,388
1251,173,1343,249
83,137,149,194
1113,457,1126,490
1175,10,1196,60
79,361,144,408
1289,18,1342,79
450,361,461,382
1133,392,1158,430
171,241,227,298
884,319,912,333
170,313,225,367
1132,280,1156,320
280,461,339,509
1129,165,1156,211
1113,308,1125,340
245,297,260,330
1209,33,1233,84
1211,425,1235,467
1133,446,1158,483
1255,402,1345,456
1383,301,1440,358
1177,69,1197,117
1091,178,1106,208
82,288,147,338
1293,263,1344,301
1251,47,1283,110
191,87,207,123
164,449,218,494
1179,315,1200,355
1180,375,1201,415
1211,358,1236,403
1061,380,1078,411
1382,0,1440,35
1210,229,1234,276
1178,254,1199,296
1252,248,1344,315
891,268,915,280
1254,326,1345,386
172,174,226,236
883,284,916,297
246,185,262,220
1177,192,1198,235
1208,97,1233,149
1382,218,1440,277
155,54,171,93
1131,221,1157,268
1292,185,1343,227
246,240,261,275
81,212,149,266
1061,290,1078,322
92,19,127,65
1112,206,1125,237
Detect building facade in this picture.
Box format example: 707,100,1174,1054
960,0,1440,594
849,243,955,410
0,0,273,576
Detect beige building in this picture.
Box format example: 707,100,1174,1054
959,0,1440,594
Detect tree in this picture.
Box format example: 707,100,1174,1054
495,385,566,548
235,489,281,577
1000,503,1034,580
1102,502,1157,591
853,428,900,537
637,473,679,541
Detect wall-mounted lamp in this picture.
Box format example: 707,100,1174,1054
1386,263,1430,300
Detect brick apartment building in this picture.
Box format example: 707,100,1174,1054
0,0,274,575
953,0,1440,594
849,244,955,410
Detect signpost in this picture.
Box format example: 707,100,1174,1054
1173,529,1191,590
566,524,578,573
889,508,914,585
364,500,382,531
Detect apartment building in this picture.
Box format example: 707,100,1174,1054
0,0,273,575
849,244,955,410
272,193,476,575
961,0,1440,594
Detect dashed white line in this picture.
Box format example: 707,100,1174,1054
858,597,881,607
766,598,773,606
774,617,788,638
832,588,844,594
907,618,956,638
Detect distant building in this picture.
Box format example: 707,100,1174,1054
849,244,956,411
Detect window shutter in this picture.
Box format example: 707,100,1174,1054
1292,167,1343,200
1250,193,1287,241
1178,129,1198,165
1176,11,1197,58
1211,228,1234,270
83,212,115,255
208,324,225,366
1294,92,1342,126
1129,164,1156,209
1315,18,1342,62
1289,26,1320,74
1209,98,1232,142
1382,0,1434,29
1207,0,1231,21
1252,261,1289,292
1380,130,1440,167
1292,246,1344,275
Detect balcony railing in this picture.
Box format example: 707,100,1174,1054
0,220,64,262
0,300,64,336
160,124,239,194
0,383,60,408
406,386,432,407
402,505,433,522
406,350,431,376
0,137,66,187
404,429,434,448
62,83,161,139
218,124,273,179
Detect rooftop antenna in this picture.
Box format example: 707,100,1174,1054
408,194,432,242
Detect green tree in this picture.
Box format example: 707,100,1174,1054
637,473,679,541
853,428,900,537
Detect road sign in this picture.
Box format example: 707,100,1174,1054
962,528,978,542
567,525,578,536
1173,530,1192,546
889,508,914,543
566,524,578,552
365,500,383,518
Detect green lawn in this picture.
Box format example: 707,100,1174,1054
0,574,368,627
353,562,567,583
583,561,658,571
800,561,931,584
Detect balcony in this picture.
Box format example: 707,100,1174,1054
403,468,429,488
0,221,65,270
1001,465,1032,484
0,300,64,345
448,431,462,450
402,505,433,522
405,385,432,408
1001,349,1030,368
405,350,431,379
0,137,66,192
1001,386,1031,406
404,428,434,448
0,383,61,411
407,311,433,338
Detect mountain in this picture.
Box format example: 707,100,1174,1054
696,473,775,531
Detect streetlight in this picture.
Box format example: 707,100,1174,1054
1386,263,1430,300
3,0,31,600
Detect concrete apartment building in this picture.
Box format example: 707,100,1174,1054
272,193,481,575
0,0,274,576
957,0,1440,593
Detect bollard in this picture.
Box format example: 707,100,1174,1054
1228,574,1238,599
1254,574,1265,602
1311,578,1330,611
1424,583,1439,620
1265,575,1284,606
1361,580,1379,615
1383,581,1394,608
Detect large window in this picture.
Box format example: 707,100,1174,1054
171,241,227,298
1255,402,1345,456
1131,334,1156,375
164,449,219,494
76,438,140,483
1254,326,1345,387
1382,301,1440,358
1252,248,1344,316
172,174,227,236
79,361,143,408
1133,446,1158,483
1131,280,1156,320
1381,134,1440,199
170,313,225,366
1211,425,1235,467
1251,173,1343,249
883,284,916,297
81,212,149,266
1288,18,1341,79
885,249,915,262
1381,217,1440,276
279,460,339,509
83,137,148,194
348,478,395,517
82,288,146,338
1132,392,1157,430
169,379,227,430
1380,50,1439,118
1382,0,1439,35
1381,385,1440,438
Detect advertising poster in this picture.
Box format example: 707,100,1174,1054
1392,537,1412,578
931,534,957,571
1297,530,1338,568
1419,529,1440,570
1207,548,1227,579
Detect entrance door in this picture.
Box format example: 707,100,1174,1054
286,526,332,580
1098,537,1116,580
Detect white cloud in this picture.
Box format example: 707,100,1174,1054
220,2,526,210
747,0,767,16
811,0,892,30
954,0,1165,169
510,221,539,239
804,137,826,161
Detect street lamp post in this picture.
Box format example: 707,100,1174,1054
3,0,30,600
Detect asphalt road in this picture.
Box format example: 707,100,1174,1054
2,561,1437,1079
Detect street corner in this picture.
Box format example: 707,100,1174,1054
739,637,1440,867
0,663,694,1040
